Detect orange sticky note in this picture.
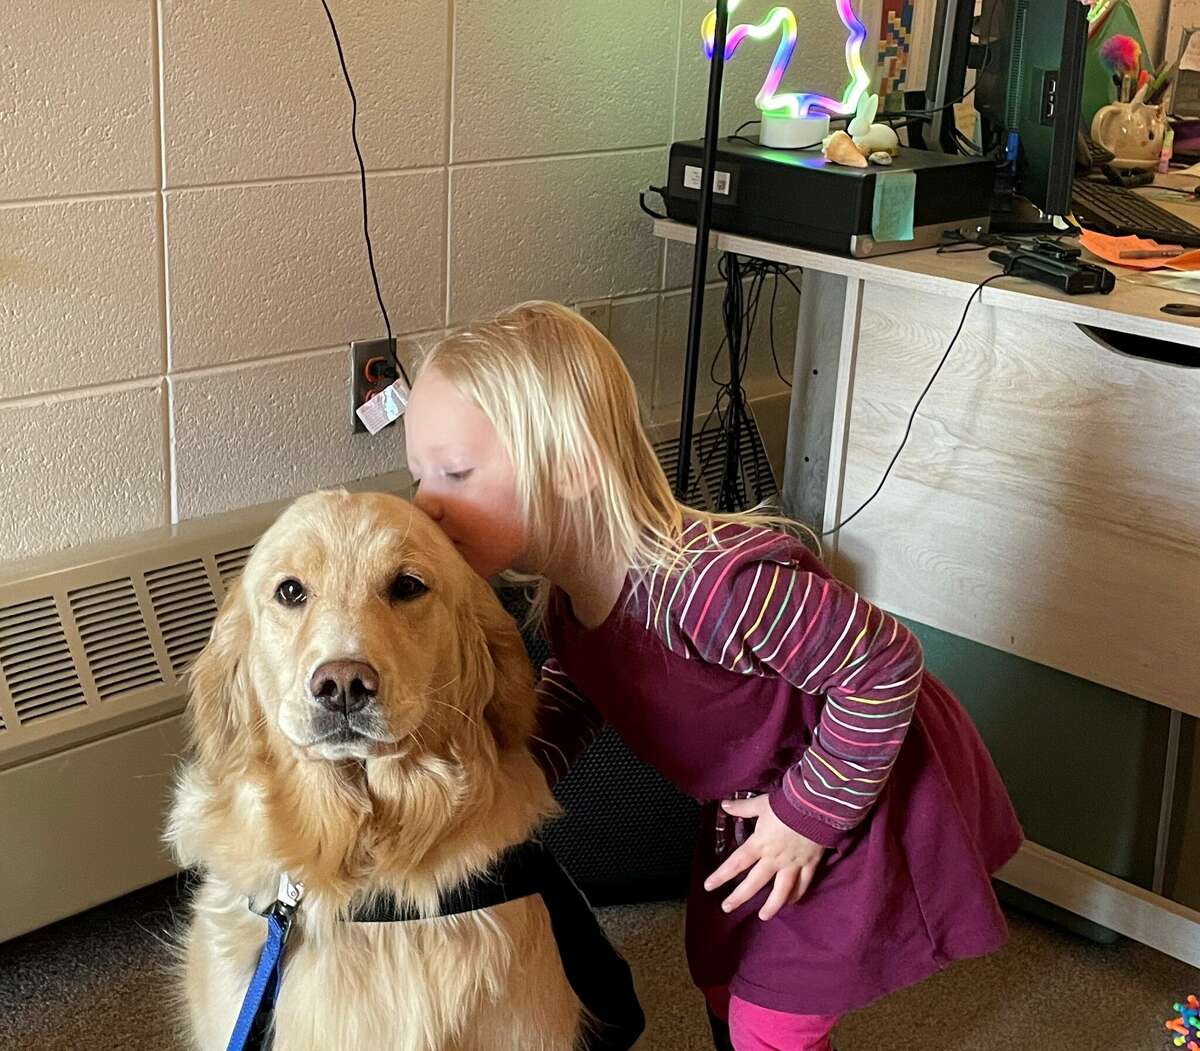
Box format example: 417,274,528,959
1165,251,1200,272
1078,230,1178,269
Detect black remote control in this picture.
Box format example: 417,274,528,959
1031,238,1082,262
989,248,1115,295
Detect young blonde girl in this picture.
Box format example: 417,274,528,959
403,301,1023,1051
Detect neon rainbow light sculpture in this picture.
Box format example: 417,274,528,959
702,0,871,144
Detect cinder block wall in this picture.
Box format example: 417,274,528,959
0,0,839,563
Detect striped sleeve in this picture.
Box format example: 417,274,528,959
529,658,605,787
680,554,923,848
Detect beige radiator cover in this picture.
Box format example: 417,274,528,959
0,716,186,943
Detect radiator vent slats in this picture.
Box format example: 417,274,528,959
0,508,276,756
69,578,163,700
0,597,86,725
5,664,80,693
1,613,69,648
69,579,164,701
145,561,218,677
81,624,151,655
215,546,253,593
653,415,778,514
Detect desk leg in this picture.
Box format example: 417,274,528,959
1153,709,1183,895
782,272,865,564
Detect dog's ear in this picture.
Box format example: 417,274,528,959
456,579,535,754
186,579,255,770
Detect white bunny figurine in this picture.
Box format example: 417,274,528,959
848,93,900,158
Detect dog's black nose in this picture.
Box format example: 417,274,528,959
308,660,379,715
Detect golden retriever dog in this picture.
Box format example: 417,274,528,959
167,490,583,1050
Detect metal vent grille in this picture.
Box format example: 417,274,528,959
215,546,252,593
68,579,163,701
0,493,286,771
652,406,777,513
145,561,218,677
694,413,777,511
0,597,86,725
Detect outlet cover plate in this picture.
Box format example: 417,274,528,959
351,338,397,434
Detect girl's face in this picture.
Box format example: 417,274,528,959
404,367,527,580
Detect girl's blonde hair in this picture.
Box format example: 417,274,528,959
420,301,810,614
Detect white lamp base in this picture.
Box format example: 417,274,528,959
759,113,830,150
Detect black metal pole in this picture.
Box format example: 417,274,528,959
675,0,729,500
720,259,744,512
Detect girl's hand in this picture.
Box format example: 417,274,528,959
703,795,825,921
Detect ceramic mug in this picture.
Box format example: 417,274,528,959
1091,101,1168,169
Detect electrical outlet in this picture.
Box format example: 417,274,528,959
350,338,398,433
577,299,612,338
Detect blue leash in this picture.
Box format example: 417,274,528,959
225,876,303,1051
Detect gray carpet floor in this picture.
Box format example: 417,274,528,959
1,877,1197,1049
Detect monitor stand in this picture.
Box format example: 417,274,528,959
989,194,1062,237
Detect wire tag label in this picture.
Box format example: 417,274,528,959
356,379,410,435
684,165,732,195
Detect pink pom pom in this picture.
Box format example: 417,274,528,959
1099,35,1142,75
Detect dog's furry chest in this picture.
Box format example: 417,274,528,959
183,879,581,1051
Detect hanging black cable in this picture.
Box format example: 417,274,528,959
319,0,410,387
821,271,1011,535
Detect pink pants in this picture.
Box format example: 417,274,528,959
705,987,839,1051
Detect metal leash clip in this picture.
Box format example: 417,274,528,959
249,873,305,922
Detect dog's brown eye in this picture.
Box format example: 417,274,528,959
390,573,428,602
275,578,307,607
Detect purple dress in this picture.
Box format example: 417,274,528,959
536,522,1023,1016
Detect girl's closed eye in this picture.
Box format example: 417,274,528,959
445,469,474,482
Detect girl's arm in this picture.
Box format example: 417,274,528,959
682,558,923,848
530,658,605,786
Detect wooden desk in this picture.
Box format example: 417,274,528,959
653,216,1200,966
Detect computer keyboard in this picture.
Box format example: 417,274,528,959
1071,177,1200,246
1078,131,1114,170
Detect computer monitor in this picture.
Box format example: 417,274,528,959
928,0,1088,221
974,0,1089,217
